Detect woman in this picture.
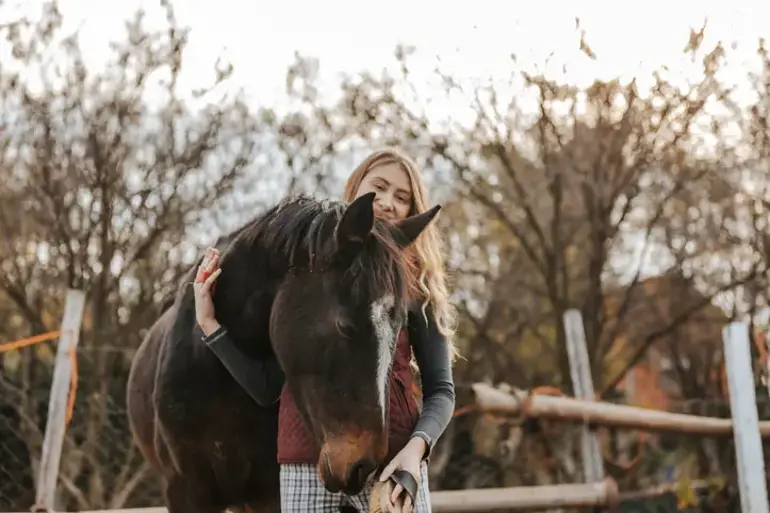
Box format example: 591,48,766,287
193,147,457,513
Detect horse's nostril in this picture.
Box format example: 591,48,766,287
345,458,377,494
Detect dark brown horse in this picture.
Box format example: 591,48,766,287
126,192,441,513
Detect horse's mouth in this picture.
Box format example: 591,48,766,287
320,452,343,493
323,452,334,480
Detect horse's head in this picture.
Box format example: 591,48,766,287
268,192,440,495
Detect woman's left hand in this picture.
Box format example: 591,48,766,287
377,437,427,513
194,247,222,335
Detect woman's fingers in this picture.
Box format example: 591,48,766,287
205,253,219,277
379,482,391,513
196,249,211,282
199,268,222,295
196,247,220,283
390,483,404,504
379,461,397,482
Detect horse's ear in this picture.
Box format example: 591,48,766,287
336,192,376,249
390,205,442,248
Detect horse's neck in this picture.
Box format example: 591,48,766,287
212,247,283,358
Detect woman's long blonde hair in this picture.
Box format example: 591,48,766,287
343,147,459,360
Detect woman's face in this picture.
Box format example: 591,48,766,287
354,163,413,223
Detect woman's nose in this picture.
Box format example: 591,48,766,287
376,195,394,211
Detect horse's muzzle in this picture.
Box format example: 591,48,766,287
318,433,382,496
319,452,343,493
318,454,376,495
343,457,377,495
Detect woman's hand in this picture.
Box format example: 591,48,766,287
194,247,222,336
377,437,427,513
377,480,404,513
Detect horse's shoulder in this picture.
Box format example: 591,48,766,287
154,297,215,390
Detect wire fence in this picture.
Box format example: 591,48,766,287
0,332,763,512
1,332,56,512
0,332,164,512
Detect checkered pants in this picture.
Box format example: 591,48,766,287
279,462,431,513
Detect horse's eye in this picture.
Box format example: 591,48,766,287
335,316,355,339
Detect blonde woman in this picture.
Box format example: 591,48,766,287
195,148,457,513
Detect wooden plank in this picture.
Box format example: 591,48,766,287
563,309,605,483
34,289,86,512
472,383,770,436
10,480,618,513
431,479,615,512
723,322,769,513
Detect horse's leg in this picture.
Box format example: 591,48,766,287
155,426,220,513
164,474,220,513
244,498,281,513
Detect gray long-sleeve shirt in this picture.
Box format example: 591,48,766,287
203,308,455,456
405,307,456,455
203,327,285,406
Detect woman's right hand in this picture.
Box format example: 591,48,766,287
194,247,223,336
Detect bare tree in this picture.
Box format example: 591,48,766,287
0,0,266,508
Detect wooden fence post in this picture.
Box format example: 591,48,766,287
34,289,86,512
723,322,769,513
563,309,605,483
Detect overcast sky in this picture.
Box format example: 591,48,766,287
32,0,764,115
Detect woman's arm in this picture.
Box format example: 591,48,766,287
408,307,456,458
202,326,285,408
193,247,285,408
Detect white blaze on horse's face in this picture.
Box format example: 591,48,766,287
370,294,396,424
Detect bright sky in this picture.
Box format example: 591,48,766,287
43,0,769,117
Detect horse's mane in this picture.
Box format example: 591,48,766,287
229,194,413,307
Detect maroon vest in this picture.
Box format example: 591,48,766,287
276,328,420,464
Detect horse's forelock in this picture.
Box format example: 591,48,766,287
352,223,414,311
234,195,414,309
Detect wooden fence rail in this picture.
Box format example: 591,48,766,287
471,381,770,437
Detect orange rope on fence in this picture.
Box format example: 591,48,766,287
0,330,62,353
452,404,476,417
66,346,78,425
530,385,565,398
0,330,79,427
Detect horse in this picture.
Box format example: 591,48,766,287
126,192,441,513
